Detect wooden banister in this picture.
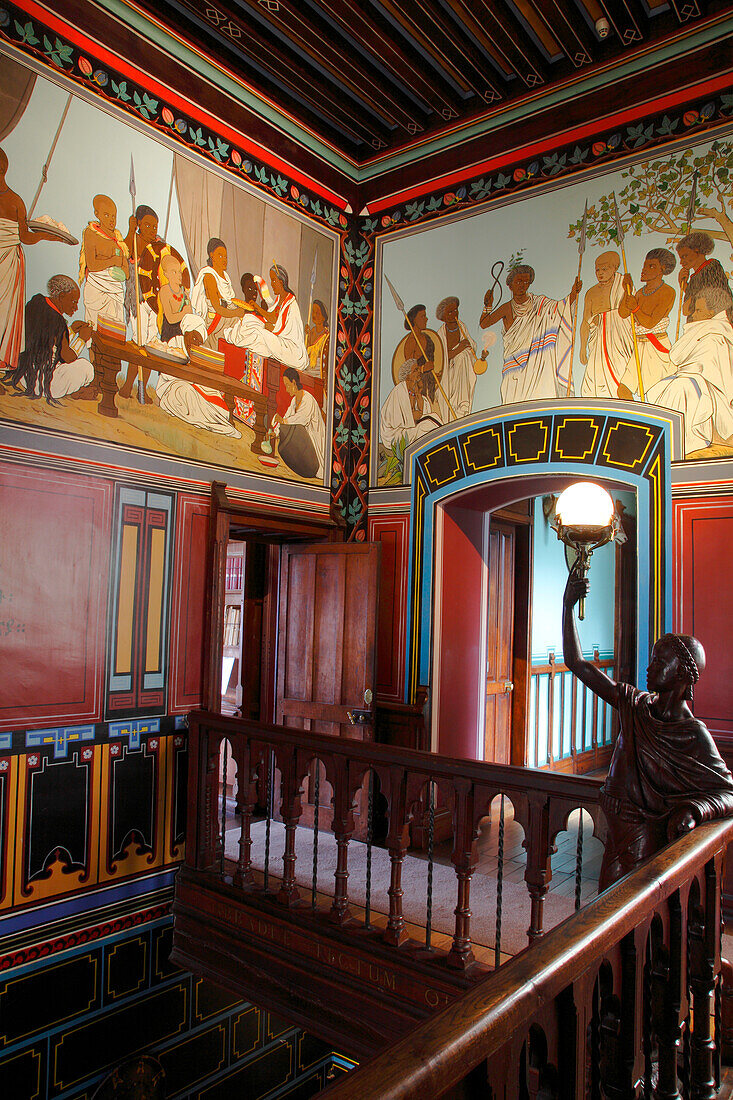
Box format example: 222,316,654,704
317,818,733,1099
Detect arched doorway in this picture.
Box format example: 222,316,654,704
403,400,679,761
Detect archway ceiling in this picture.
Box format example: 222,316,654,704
128,0,731,169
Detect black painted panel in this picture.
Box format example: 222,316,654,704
0,953,98,1045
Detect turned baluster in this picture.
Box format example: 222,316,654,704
329,758,354,925
276,750,302,907
522,791,553,941
653,893,683,1100
384,765,409,947
447,779,476,970
233,742,256,889
688,865,720,1100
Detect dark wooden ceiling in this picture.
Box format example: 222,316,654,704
132,0,731,164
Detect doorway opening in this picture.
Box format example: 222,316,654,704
432,476,637,772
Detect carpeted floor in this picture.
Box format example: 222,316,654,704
226,819,579,956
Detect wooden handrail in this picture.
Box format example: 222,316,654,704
317,818,733,1099
188,708,604,801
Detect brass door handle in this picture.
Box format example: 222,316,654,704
504,681,514,692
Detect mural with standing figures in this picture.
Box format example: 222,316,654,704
0,51,337,484
376,133,733,484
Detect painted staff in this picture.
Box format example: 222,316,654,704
28,93,73,219
384,274,457,421
612,191,644,401
129,155,145,404
676,169,699,340
307,251,318,328
567,200,588,396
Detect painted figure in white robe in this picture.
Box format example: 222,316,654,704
617,248,677,399
226,264,309,371
190,237,245,346
0,147,67,375
481,264,581,403
579,252,634,398
3,275,94,401
646,288,733,457
380,359,442,451
435,296,484,420
271,367,326,479
153,255,236,436
79,195,129,329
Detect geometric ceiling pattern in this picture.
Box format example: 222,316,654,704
134,0,728,163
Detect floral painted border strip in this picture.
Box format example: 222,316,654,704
0,2,366,535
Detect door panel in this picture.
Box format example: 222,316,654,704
276,543,380,738
485,522,515,764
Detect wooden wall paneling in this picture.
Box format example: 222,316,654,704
100,729,166,882
13,745,101,906
369,514,410,702
0,464,113,732
169,495,210,714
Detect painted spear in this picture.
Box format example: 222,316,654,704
567,199,587,396
129,155,145,404
307,250,318,329
384,274,457,421
613,191,644,401
676,168,699,339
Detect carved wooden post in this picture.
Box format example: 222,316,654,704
276,746,302,907
523,790,553,941
448,778,476,971
329,757,354,925
202,484,230,714
650,894,683,1100
384,765,409,947
190,717,222,872
688,864,720,1100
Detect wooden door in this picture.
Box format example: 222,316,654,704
485,521,515,764
276,543,380,739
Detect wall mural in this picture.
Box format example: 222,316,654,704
375,132,733,485
0,51,337,484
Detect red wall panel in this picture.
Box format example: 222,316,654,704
0,463,112,731
168,494,210,713
368,514,409,702
675,495,733,739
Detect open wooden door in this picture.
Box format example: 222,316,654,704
276,543,380,739
485,520,515,764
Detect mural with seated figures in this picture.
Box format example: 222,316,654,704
0,51,336,484
375,131,733,484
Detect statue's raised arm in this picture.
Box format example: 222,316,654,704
562,563,619,708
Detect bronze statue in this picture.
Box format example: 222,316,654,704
562,565,733,890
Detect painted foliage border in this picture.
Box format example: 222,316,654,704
0,1,370,536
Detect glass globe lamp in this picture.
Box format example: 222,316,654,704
552,482,619,620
